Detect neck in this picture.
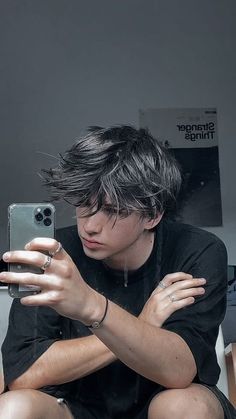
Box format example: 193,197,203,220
104,231,155,271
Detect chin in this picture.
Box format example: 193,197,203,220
82,246,108,261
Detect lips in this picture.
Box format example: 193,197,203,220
81,237,104,249
82,237,102,244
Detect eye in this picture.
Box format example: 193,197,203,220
103,207,128,218
103,207,117,216
76,206,97,218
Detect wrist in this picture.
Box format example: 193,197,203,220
86,297,108,329
83,290,108,329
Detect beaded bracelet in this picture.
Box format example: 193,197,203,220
86,297,109,329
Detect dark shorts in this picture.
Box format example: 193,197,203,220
203,385,236,419
63,385,236,419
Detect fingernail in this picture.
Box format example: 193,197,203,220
25,243,30,250
3,252,10,261
0,272,6,280
197,277,206,283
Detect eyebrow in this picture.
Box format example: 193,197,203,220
102,204,119,212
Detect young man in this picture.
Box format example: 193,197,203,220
0,125,235,418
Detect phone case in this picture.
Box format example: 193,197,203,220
8,203,55,298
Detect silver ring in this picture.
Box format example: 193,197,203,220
41,255,52,271
50,242,62,257
158,280,167,289
169,294,175,303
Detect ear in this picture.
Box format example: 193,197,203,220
144,212,164,231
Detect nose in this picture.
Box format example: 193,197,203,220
83,212,104,235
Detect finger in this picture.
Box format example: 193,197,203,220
156,280,168,290
170,286,205,301
49,242,63,257
0,271,57,290
167,296,195,312
168,278,206,295
21,290,62,307
2,250,54,272
160,272,193,287
154,276,206,297
25,238,64,259
155,273,193,293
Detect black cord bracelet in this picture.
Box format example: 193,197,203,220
86,297,109,329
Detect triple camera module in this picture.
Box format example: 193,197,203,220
34,207,52,226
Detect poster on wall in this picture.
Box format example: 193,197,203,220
139,107,222,227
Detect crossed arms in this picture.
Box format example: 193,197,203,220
0,238,224,392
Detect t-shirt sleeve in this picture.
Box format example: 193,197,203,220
1,299,62,387
162,234,228,385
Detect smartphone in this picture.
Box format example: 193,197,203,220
8,203,55,298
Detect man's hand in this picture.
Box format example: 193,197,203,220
0,238,105,324
139,272,206,327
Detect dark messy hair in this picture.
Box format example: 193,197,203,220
42,125,182,219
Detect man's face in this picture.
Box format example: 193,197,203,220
76,206,157,270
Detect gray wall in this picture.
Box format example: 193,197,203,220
0,0,236,363
1,0,235,261
1,0,236,260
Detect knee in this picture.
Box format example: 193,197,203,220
148,390,181,419
0,389,40,419
148,386,223,419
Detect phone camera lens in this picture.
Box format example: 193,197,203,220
44,217,52,226
35,212,43,222
43,208,52,217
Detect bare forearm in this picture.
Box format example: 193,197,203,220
9,335,116,390
94,300,196,388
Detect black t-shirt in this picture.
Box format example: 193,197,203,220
1,220,228,418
